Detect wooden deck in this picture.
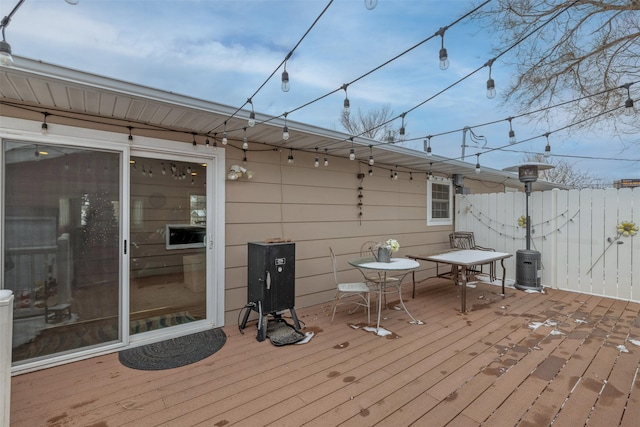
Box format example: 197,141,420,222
10,278,640,426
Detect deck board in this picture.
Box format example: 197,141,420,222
10,278,640,427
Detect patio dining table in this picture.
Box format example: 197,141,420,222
407,249,512,313
348,257,422,333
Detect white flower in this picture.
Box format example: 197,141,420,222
384,239,400,253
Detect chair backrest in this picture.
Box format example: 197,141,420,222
449,231,476,249
329,247,339,285
360,240,378,257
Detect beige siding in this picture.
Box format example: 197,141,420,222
223,147,451,325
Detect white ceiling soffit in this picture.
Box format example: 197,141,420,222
0,56,560,190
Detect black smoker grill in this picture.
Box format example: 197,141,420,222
240,241,301,341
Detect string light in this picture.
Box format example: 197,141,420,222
127,126,133,143
410,172,413,181
364,0,378,10
192,133,197,149
247,98,256,127
287,148,294,164
485,58,496,99
314,147,319,167
368,145,374,166
242,127,249,150
399,112,406,141
507,117,516,144
544,132,551,157
369,166,373,176
342,84,350,115
622,83,635,116
475,154,481,174
349,137,356,160
393,165,398,180
212,133,218,148
428,162,433,180
424,136,432,157
40,112,49,135
205,136,210,148
324,148,329,167
281,54,291,92
283,112,290,140
222,121,228,144
436,26,449,70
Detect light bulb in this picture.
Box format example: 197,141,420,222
227,171,238,180
364,0,378,10
288,151,294,164
368,167,373,176
242,138,248,150
625,98,635,116
369,155,374,166
41,122,48,135
222,131,228,144
0,40,14,67
343,98,350,115
349,148,355,161
508,129,516,144
475,163,481,174
545,143,551,157
281,70,290,92
314,157,319,168
324,149,329,167
282,125,290,140
439,48,449,70
486,78,496,99
248,111,256,127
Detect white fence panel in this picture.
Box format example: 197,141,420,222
456,187,639,303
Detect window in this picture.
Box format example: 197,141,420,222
190,194,206,225
427,179,453,226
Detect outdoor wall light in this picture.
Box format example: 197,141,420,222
227,165,253,181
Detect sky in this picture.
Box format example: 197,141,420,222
2,0,638,184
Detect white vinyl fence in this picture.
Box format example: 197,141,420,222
455,188,640,302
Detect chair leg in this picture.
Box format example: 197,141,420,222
331,292,340,323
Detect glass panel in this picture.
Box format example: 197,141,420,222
129,157,206,335
431,183,450,219
4,141,121,364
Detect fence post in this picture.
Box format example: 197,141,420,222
0,290,14,427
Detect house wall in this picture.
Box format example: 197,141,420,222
222,146,453,325
1,109,508,327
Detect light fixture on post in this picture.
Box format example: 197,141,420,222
242,127,249,150
503,162,555,291
342,83,350,115
622,83,635,116
485,58,496,99
436,26,449,70
282,112,290,140
544,132,551,158
247,98,256,127
222,121,228,144
399,112,406,141
364,0,378,10
40,112,49,135
507,117,516,144
349,137,356,161
424,136,432,157
475,154,481,174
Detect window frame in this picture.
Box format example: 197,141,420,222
426,178,453,226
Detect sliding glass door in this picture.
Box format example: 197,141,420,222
4,140,122,364
128,154,208,335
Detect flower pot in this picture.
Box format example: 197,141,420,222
377,247,391,263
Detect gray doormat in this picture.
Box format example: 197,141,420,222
266,318,305,346
118,328,226,370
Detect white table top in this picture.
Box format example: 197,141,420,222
349,257,420,271
421,249,512,266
